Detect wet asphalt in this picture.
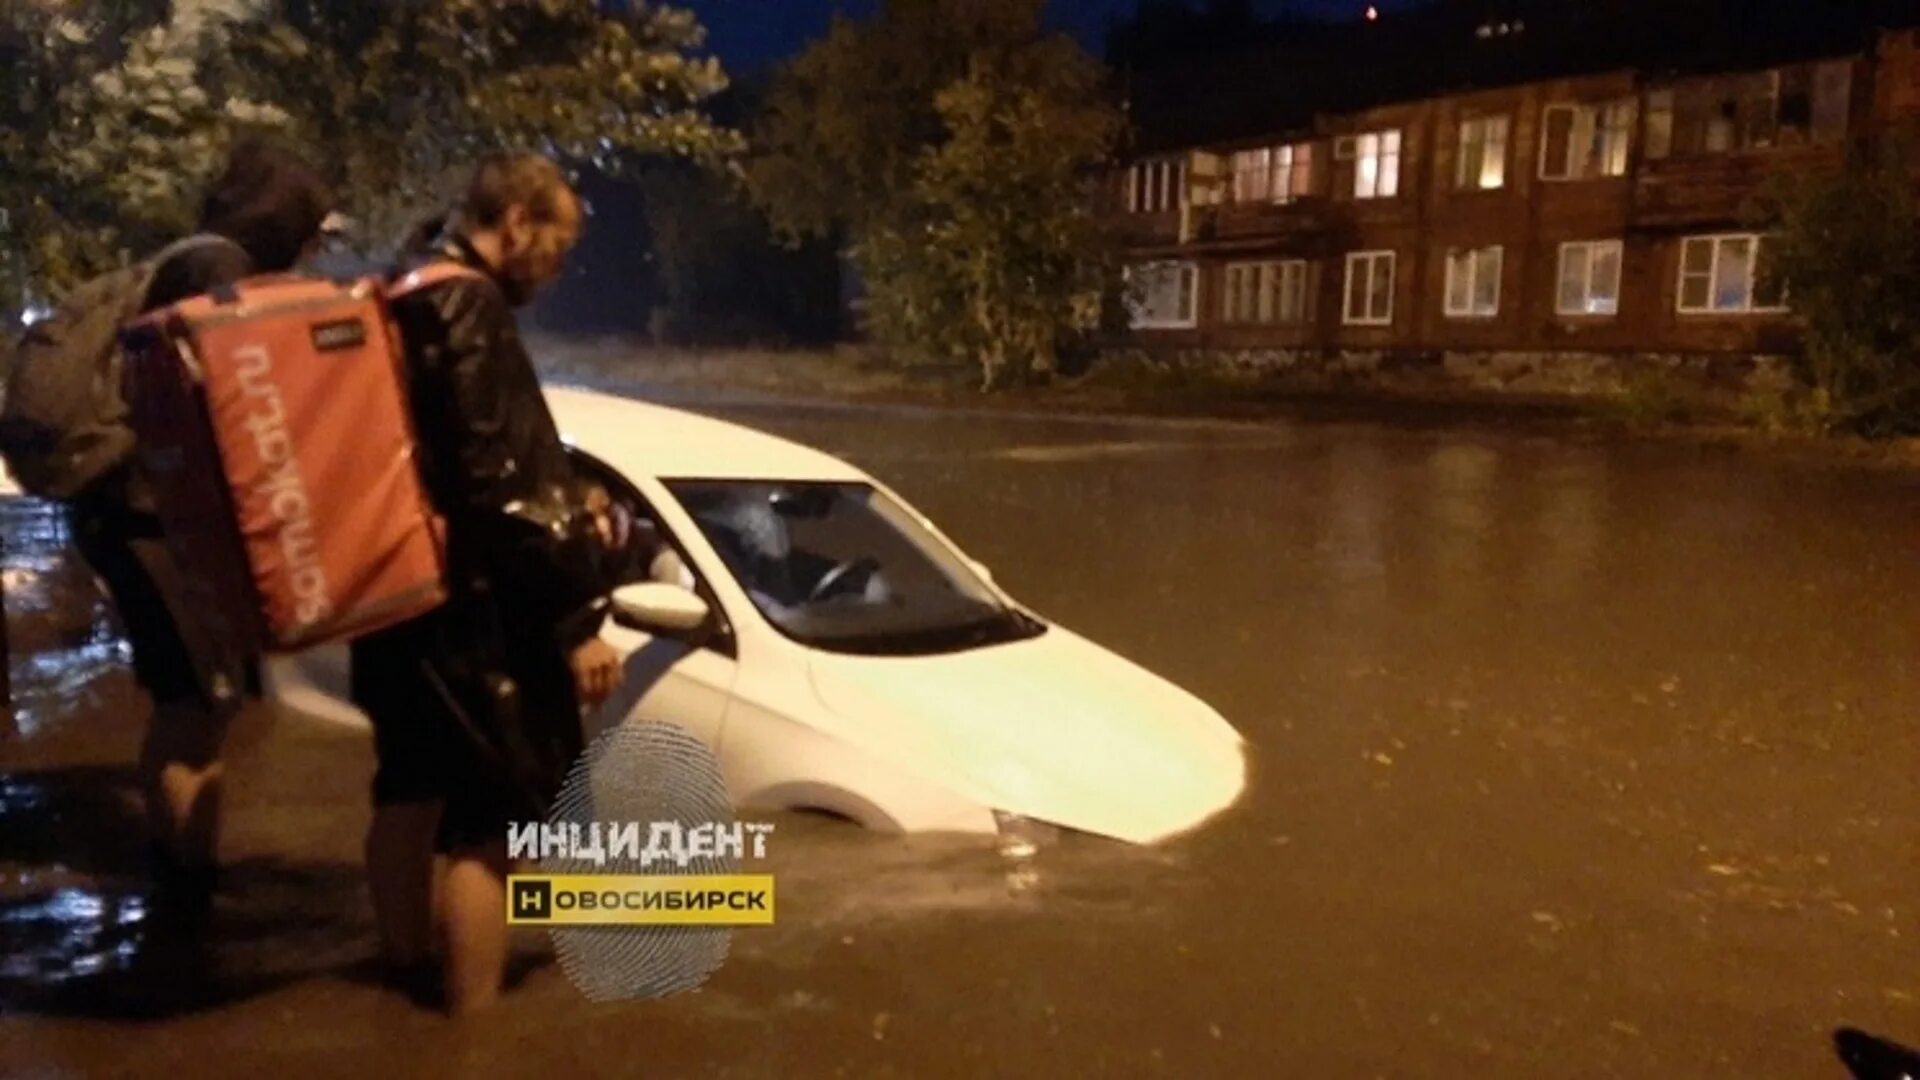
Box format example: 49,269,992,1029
2,392,1917,1078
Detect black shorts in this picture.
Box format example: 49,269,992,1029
352,603,581,851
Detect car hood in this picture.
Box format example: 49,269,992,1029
805,624,1247,844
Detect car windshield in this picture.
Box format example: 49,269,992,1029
665,480,1043,655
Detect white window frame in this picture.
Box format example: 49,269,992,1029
1555,240,1624,317
1443,246,1503,319
1352,129,1402,199
1677,234,1786,315
1223,259,1312,325
1343,250,1396,326
1540,100,1634,181
1455,115,1509,190
1539,105,1586,180
1127,260,1201,329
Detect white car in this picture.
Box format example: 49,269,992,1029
266,387,1247,845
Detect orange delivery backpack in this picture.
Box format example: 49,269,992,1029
120,264,478,654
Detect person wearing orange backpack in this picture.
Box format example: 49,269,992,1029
54,140,332,900
353,153,624,1014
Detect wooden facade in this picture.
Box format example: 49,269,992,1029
1115,28,1920,357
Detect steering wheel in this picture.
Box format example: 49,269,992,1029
808,557,879,603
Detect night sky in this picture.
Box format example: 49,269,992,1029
680,0,1426,71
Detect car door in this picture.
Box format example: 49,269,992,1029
568,448,739,750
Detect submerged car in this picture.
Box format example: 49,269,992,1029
265,386,1248,844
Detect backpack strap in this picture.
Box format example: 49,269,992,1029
388,261,487,300
135,233,249,312
147,233,246,277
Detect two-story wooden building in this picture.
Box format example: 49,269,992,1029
1112,7,1920,369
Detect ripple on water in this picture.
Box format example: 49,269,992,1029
749,811,1203,936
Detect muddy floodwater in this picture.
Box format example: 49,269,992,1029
3,395,1917,1077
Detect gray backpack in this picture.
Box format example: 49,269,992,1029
0,235,232,500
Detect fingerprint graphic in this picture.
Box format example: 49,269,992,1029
539,721,738,1001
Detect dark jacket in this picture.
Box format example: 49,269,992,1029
387,234,607,652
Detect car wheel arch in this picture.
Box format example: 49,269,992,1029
741,780,908,833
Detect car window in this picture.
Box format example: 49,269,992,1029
566,447,733,653
664,479,1044,656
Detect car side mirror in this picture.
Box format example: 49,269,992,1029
611,582,711,636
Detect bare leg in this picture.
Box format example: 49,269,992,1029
440,838,510,1016
140,700,227,868
366,800,443,968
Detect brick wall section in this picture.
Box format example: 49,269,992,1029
1114,29,1920,379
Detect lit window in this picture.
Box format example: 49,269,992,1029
1456,115,1509,190
1223,260,1312,324
1352,129,1401,199
1541,100,1635,180
1273,143,1315,202
1127,159,1186,213
1556,240,1623,316
1601,101,1634,176
1127,261,1200,328
1677,70,1817,156
1231,148,1272,204
1231,143,1315,203
1342,250,1395,326
1644,90,1674,161
1677,235,1787,314
1443,246,1503,318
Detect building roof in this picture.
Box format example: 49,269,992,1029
1119,0,1920,155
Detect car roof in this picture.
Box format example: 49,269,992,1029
544,384,868,484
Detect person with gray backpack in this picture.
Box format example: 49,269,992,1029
0,139,333,896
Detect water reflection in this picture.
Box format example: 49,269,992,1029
5,398,1920,1070
0,883,149,988
1324,440,1391,589
1522,452,1608,606
3,498,133,741
1424,443,1500,589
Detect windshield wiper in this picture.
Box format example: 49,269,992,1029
806,610,1044,656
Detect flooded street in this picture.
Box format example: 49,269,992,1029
3,396,1917,1077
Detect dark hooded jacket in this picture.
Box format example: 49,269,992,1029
384,232,609,652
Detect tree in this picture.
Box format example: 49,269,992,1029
1,0,739,319
1757,142,1920,435
638,162,843,347
1,0,282,317
860,54,1122,388
230,0,741,250
748,0,1123,389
